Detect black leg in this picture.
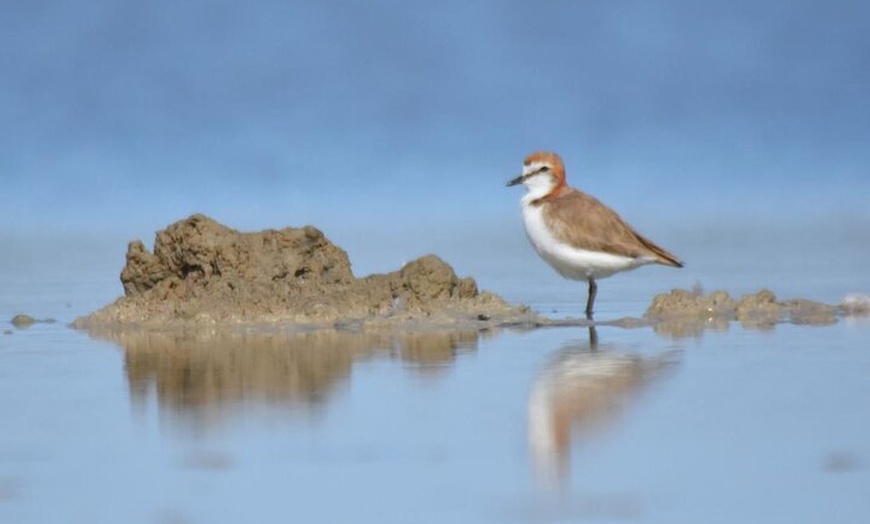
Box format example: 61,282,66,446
585,278,597,321
588,325,599,349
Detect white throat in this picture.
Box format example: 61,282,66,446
520,162,558,205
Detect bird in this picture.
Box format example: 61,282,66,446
506,151,683,320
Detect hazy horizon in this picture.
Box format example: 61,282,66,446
3,1,869,290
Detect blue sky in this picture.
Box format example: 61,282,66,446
2,1,869,272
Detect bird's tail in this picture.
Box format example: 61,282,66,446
635,233,684,268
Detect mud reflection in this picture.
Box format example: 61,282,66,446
89,328,481,432
652,317,730,339
395,330,478,368
528,327,679,486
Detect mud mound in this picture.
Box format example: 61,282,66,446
74,215,532,329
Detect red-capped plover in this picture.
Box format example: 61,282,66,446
507,151,683,319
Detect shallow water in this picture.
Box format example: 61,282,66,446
2,244,870,524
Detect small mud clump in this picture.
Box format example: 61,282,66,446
644,289,736,320
11,314,35,328
10,314,57,329
74,214,531,329
645,288,837,326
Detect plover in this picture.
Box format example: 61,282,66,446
507,151,683,319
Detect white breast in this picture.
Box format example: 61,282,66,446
520,201,650,280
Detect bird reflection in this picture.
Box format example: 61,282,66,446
528,327,678,485
86,328,480,434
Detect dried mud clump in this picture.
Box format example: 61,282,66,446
74,214,530,329
780,299,838,325
11,314,36,328
735,289,783,328
9,314,57,329
645,288,837,327
644,289,736,320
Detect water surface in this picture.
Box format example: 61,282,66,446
1,249,869,524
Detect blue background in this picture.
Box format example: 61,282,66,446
3,1,869,277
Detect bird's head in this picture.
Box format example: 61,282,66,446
506,151,566,200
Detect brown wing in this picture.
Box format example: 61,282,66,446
539,189,683,267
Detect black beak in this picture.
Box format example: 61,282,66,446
506,174,524,187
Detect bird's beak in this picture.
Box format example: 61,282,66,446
506,174,524,187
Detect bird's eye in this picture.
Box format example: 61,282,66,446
539,166,550,172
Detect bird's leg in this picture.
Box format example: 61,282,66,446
585,278,597,321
